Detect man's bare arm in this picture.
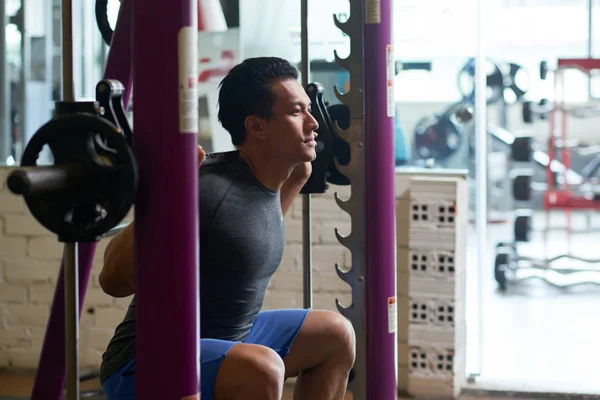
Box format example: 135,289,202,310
280,162,312,216
98,221,136,298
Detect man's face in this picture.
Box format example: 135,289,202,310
259,79,319,164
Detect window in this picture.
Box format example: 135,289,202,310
394,0,593,103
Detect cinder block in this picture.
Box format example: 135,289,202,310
397,293,409,343
0,236,27,260
409,297,430,326
397,269,409,296
27,237,65,260
430,299,455,329
4,214,49,236
394,175,411,198
396,227,410,248
396,247,410,275
408,375,454,399
0,326,28,346
4,259,60,283
396,198,412,224
409,324,454,349
28,283,56,304
94,307,126,329
398,342,410,368
0,283,27,302
0,192,26,213
7,303,50,327
397,365,410,393
409,346,432,376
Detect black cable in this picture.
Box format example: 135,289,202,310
96,0,114,46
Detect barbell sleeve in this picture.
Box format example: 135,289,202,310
7,164,86,196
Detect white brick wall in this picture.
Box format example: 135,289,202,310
0,165,353,371
0,165,467,400
0,166,132,369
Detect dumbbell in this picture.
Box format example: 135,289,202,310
522,99,550,123
540,61,548,80
513,209,533,242
512,174,532,201
510,136,534,163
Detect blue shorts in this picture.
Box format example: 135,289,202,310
101,308,310,400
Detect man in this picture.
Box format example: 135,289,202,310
98,57,356,400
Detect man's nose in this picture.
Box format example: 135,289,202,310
307,111,319,131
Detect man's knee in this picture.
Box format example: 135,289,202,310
215,344,285,400
320,311,356,366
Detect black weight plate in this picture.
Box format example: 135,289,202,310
512,174,532,202
522,101,534,124
21,112,137,242
514,212,532,242
494,250,509,291
511,136,533,162
457,58,505,105
326,104,351,186
414,114,462,161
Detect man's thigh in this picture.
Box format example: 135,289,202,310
243,308,311,358
101,339,238,400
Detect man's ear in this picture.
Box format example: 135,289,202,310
244,116,267,140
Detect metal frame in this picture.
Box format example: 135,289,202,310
24,0,400,398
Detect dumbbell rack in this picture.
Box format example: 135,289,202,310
495,58,600,291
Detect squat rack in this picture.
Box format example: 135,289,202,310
6,0,399,399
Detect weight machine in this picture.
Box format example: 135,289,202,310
5,0,398,399
495,58,600,291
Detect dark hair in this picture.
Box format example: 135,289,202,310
217,57,299,146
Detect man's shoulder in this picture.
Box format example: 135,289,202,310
198,151,244,209
199,151,244,184
201,150,240,168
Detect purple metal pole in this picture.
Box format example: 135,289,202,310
103,0,134,107
364,0,397,398
133,0,200,398
30,246,95,400
29,1,134,398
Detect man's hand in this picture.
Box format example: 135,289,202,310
198,145,206,166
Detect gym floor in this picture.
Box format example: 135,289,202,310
1,212,600,399
0,370,571,400
473,210,600,395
